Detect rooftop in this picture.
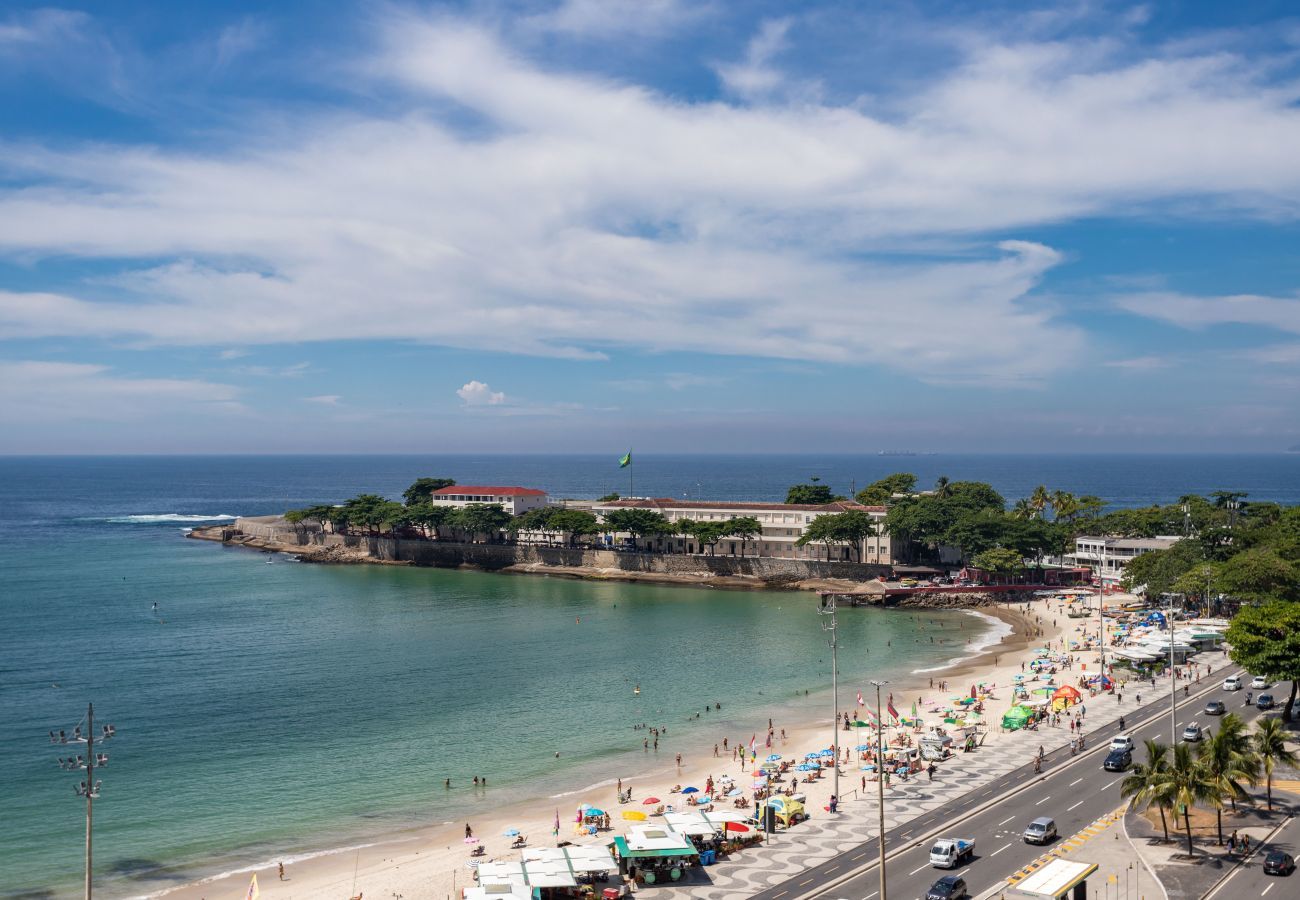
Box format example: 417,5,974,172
594,498,884,513
1074,536,1179,550
431,486,547,497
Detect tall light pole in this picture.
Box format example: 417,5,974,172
1169,594,1178,747
1097,541,1107,678
50,702,116,900
871,679,889,900
819,595,840,805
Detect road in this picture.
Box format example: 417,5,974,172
750,665,1266,900
1202,814,1298,900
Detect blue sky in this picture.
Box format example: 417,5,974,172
3,0,1300,453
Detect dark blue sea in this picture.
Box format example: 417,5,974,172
2,454,1296,898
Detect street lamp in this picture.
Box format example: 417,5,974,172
818,595,840,806
50,702,116,900
871,678,889,900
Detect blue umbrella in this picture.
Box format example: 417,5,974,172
680,787,699,794
585,808,606,817
804,752,821,760
727,788,743,797
855,744,871,751
796,763,818,771
765,754,782,762
817,749,835,758
503,827,520,836
696,797,713,806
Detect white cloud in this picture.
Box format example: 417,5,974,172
1103,355,1173,370
5,14,1300,385
0,360,241,423
714,18,795,100
530,0,705,38
305,394,341,405
0,8,88,49
1114,291,1300,335
457,380,507,406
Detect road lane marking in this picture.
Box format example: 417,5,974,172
863,893,878,900
1035,795,1051,805
1108,779,1121,790
1068,800,1085,811
957,867,971,877
1069,777,1084,786
798,877,812,886
909,864,929,875
991,842,1012,857
998,815,1016,826
851,852,866,860
1262,885,1273,896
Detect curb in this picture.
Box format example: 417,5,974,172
791,669,1238,900
1200,813,1295,900
1124,801,1170,900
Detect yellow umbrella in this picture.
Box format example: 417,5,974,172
621,810,647,821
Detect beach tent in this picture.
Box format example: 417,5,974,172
1001,706,1033,731
464,884,538,899
1051,685,1082,711
766,796,806,827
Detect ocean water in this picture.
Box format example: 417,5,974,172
1,454,1297,898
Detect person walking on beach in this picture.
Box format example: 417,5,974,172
675,753,682,767
278,862,285,881
465,824,473,839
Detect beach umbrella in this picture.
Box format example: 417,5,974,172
796,763,818,771
503,828,520,837
642,797,660,805
696,797,713,806
586,808,606,817
727,788,743,797
854,744,871,752
680,787,699,794
817,749,835,758
725,822,750,833
622,810,647,821
765,754,782,762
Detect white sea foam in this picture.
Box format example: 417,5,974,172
104,513,238,524
910,609,1014,674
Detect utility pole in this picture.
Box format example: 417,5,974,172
1169,594,1178,747
819,595,840,805
1097,541,1106,679
871,679,889,900
50,702,115,900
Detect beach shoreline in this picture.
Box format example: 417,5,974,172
133,602,1047,900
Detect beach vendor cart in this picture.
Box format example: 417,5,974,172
612,824,699,885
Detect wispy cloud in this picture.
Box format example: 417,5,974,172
456,380,507,406
0,360,241,423
528,0,707,38
304,394,341,406
1104,355,1174,370
1114,291,1300,335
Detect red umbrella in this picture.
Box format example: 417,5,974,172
642,796,660,804
725,822,750,833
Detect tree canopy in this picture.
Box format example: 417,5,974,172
785,483,838,504
603,508,674,539
855,472,916,506
1225,600,1300,720
402,477,456,506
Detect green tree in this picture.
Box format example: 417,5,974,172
1253,716,1299,811
691,520,730,556
833,510,880,562
1225,601,1300,721
855,472,917,506
597,492,621,502
406,502,449,539
1050,490,1080,522
1028,485,1050,519
343,494,389,535
786,483,836,504
602,509,674,544
284,508,307,536
1215,548,1300,603
1196,714,1259,844
1167,742,1216,856
971,547,1025,580
549,509,600,547
1011,498,1034,520
450,504,513,543
1120,541,1204,596
378,500,412,533
402,477,456,506
933,476,952,499
797,514,844,561
725,516,762,557
1120,739,1174,842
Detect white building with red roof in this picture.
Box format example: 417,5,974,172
429,485,549,516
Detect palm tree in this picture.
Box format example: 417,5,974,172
1051,490,1079,522
1197,714,1260,844
1254,717,1299,811
1120,739,1174,842
1029,485,1050,520
1012,498,1034,520
1168,742,1215,856
934,476,952,499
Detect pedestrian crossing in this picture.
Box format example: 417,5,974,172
1004,804,1126,885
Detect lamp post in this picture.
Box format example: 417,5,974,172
871,679,889,900
819,595,840,805
50,702,116,900
1169,594,1178,747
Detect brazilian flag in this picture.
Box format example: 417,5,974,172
619,450,632,468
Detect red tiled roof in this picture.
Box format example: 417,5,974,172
431,486,547,497
594,498,884,513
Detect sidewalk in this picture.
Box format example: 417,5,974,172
1127,766,1300,900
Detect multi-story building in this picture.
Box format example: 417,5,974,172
590,498,891,562
429,485,549,516
1064,535,1180,586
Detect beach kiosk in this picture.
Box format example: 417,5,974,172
613,824,699,884
1005,858,1097,899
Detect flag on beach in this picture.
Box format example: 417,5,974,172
886,699,900,723
856,690,864,706
911,701,918,720
619,450,632,468
748,735,756,753
245,874,260,900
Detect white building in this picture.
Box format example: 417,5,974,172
590,498,891,562
1065,535,1180,585
429,485,549,516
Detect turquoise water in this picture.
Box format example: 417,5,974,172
7,452,1295,898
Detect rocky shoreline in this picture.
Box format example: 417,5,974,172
187,522,1035,605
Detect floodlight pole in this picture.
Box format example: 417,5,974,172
872,679,889,900
49,702,114,900
819,596,840,805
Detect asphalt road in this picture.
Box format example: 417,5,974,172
1203,814,1298,900
751,665,1265,900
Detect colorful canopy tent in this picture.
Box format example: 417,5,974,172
1002,706,1034,731
766,797,806,827
1051,685,1082,710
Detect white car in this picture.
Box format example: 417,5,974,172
1250,676,1270,690
1223,676,1242,691
1110,735,1135,753
1182,722,1204,743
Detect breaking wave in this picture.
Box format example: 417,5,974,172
103,514,238,524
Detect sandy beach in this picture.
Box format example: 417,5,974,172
145,601,1068,900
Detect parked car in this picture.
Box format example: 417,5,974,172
1182,722,1203,742
1223,675,1242,691
1204,700,1226,716
1251,676,1270,690
1024,817,1057,845
1110,735,1135,753
1257,694,1276,710
926,875,970,899
1264,850,1296,876
1104,749,1132,772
